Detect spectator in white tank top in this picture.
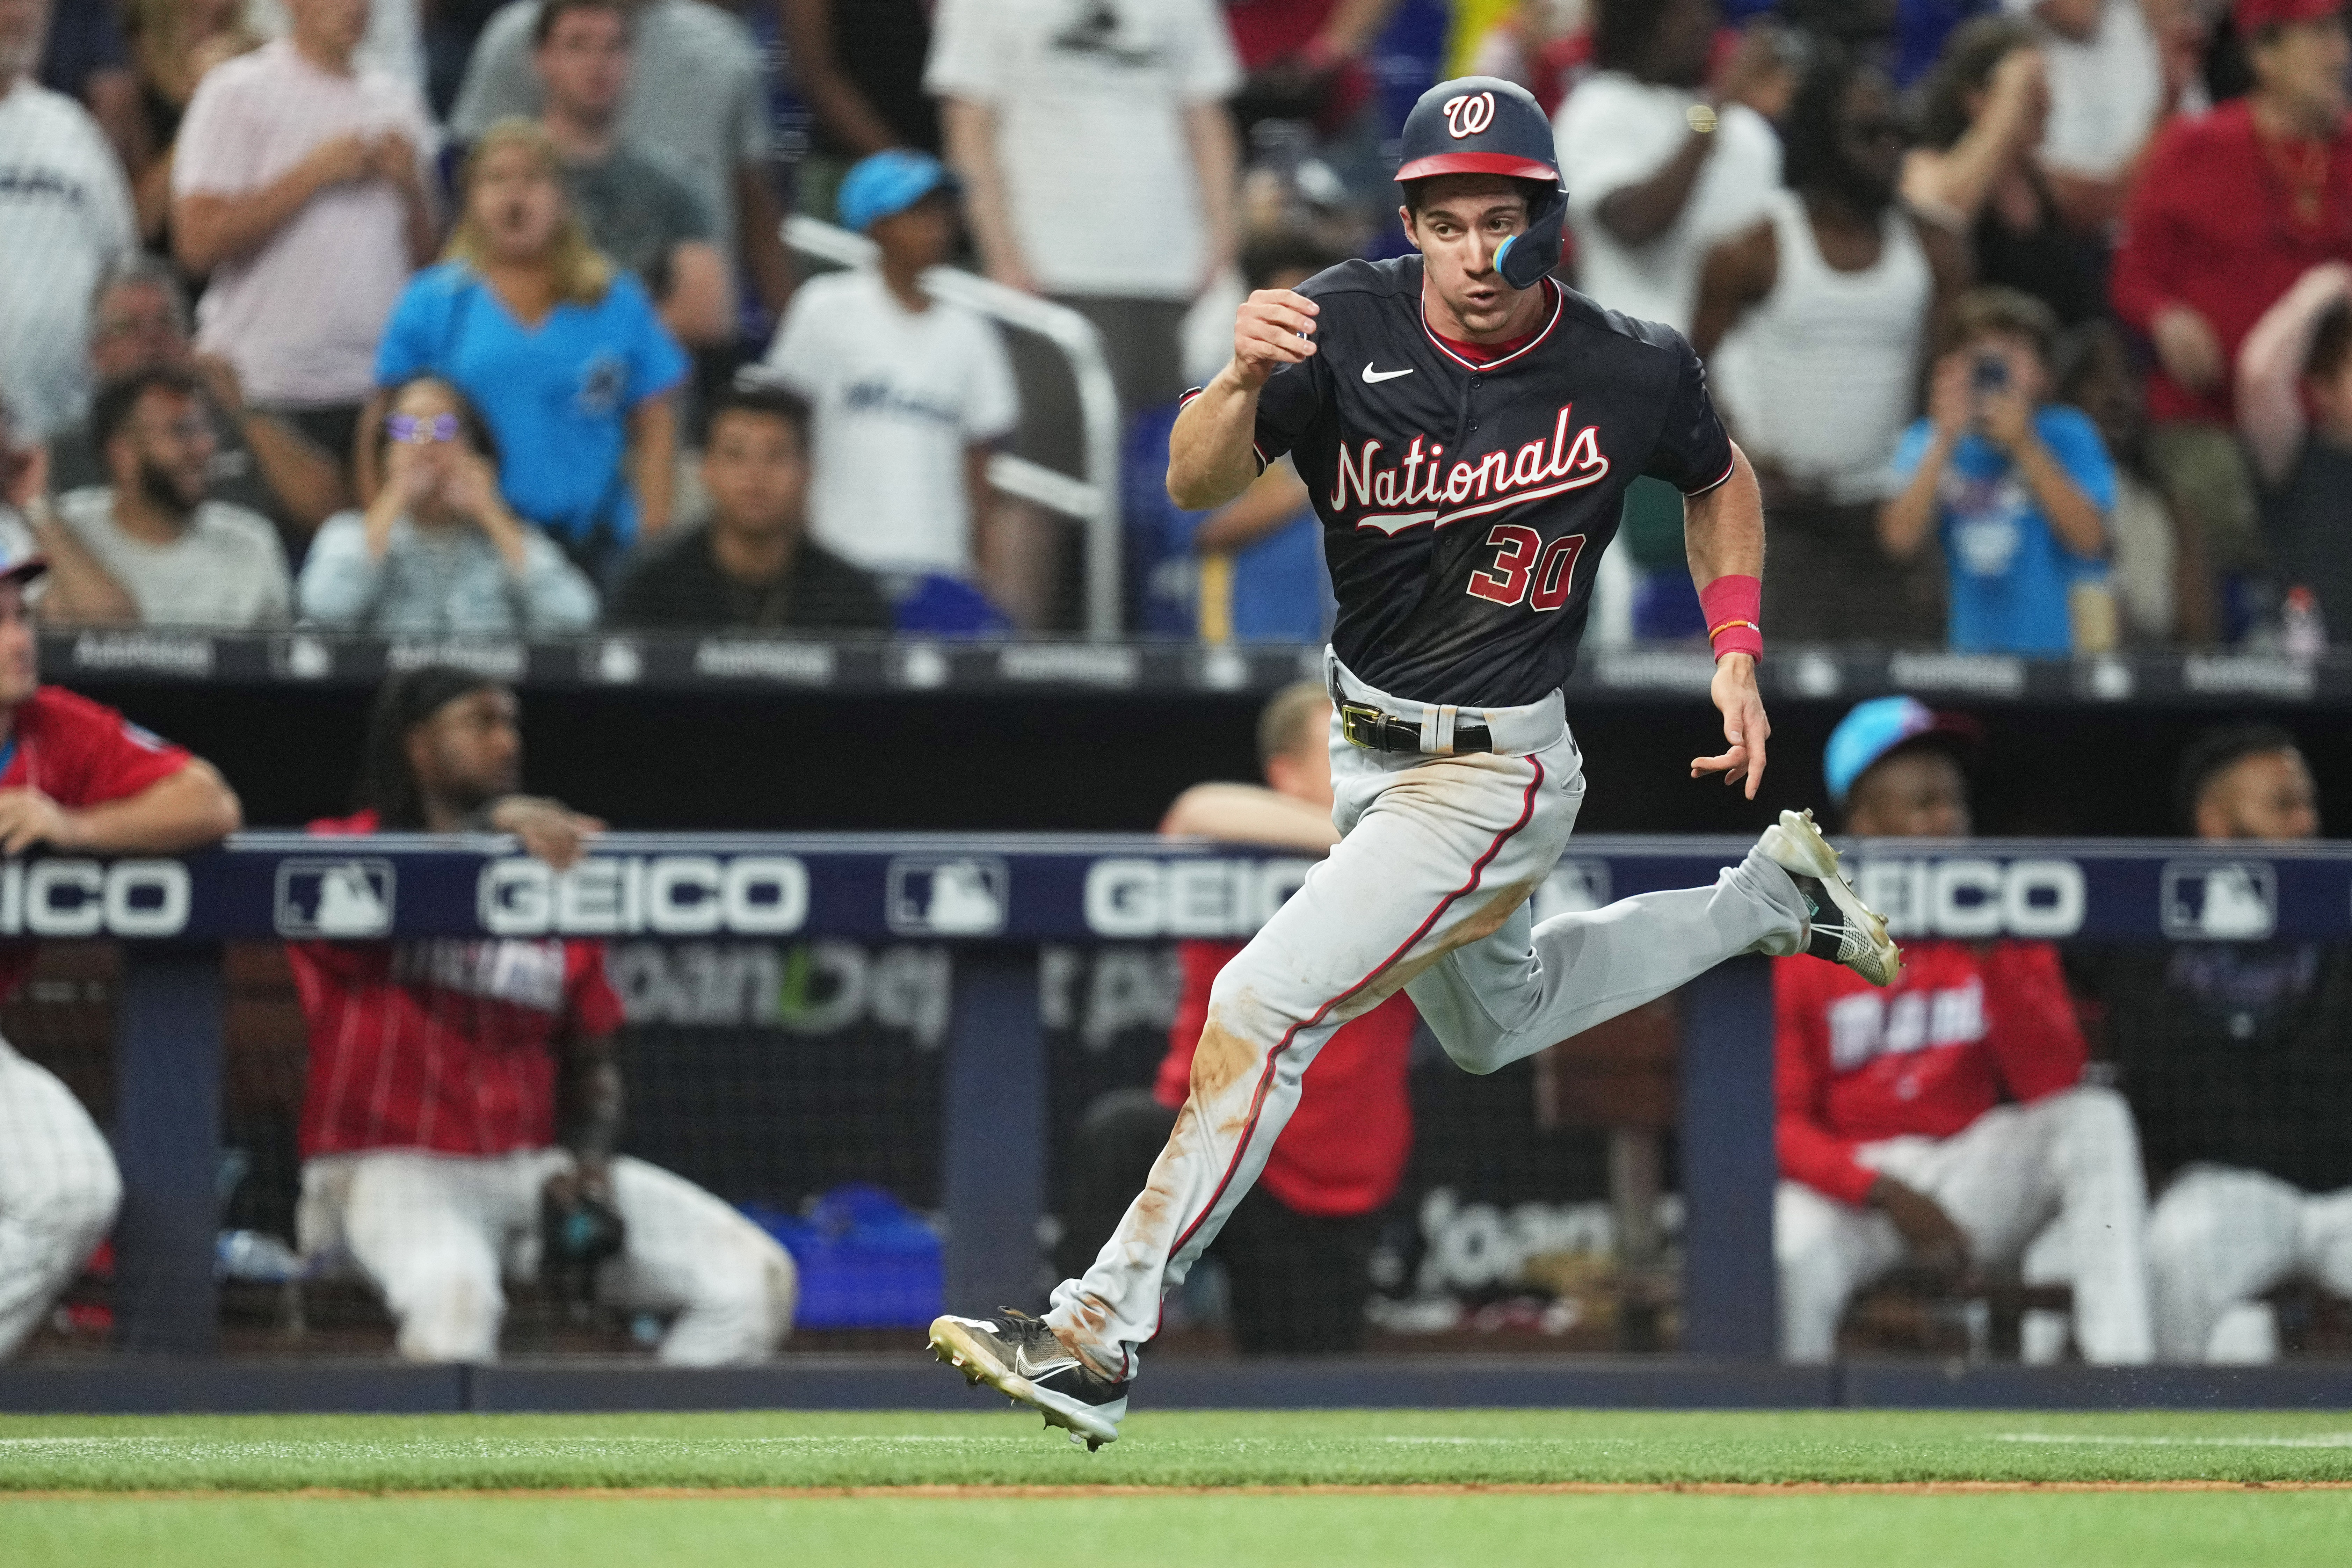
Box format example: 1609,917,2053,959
1552,0,1792,337
1694,48,1965,646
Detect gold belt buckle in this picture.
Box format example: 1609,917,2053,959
1339,702,1388,751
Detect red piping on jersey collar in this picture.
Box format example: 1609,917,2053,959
1420,279,1562,371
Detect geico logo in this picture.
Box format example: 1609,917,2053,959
0,859,190,938
1852,857,2085,939
479,855,808,937
1082,857,1319,939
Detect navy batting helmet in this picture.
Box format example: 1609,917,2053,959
1395,76,1567,291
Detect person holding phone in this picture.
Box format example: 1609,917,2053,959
1879,285,2115,655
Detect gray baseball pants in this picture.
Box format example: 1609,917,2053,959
1046,656,1811,1378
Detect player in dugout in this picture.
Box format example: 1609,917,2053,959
1059,682,1415,1355
285,666,796,1364
0,534,242,1358
1773,696,2154,1364
2102,725,2352,1362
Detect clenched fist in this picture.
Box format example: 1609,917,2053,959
1230,289,1320,391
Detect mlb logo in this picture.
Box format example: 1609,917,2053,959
886,857,1008,937
1532,860,1611,923
275,859,397,938
2160,861,2276,941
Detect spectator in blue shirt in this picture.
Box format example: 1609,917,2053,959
1174,235,1342,644
1881,286,2114,655
367,117,687,580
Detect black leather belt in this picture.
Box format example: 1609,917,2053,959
1338,701,1494,755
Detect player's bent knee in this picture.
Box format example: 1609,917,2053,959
1426,1016,1513,1076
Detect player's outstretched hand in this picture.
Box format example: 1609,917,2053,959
1690,652,1769,799
1231,288,1319,390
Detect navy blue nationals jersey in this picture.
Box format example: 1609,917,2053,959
1232,256,1735,707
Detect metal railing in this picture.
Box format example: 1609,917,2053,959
782,216,1126,640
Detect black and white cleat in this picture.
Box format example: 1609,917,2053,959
928,1309,1128,1451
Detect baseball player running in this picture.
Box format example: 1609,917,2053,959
930,77,1899,1447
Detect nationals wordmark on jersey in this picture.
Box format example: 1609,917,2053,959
1232,256,1738,709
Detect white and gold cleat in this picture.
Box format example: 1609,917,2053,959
1758,808,1901,987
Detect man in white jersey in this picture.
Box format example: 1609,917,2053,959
0,0,135,442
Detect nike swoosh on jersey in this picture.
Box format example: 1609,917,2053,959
1360,364,1416,384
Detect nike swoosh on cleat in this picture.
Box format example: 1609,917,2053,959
1361,364,1415,383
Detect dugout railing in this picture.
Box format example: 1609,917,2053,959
24,830,2352,1369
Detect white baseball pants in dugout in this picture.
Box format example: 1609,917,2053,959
299,1147,798,1364
1046,655,1813,1378
1774,1086,2155,1363
2147,1164,2352,1362
0,1036,122,1357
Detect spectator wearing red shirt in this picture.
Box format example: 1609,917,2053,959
286,667,794,1364
2110,0,2352,640
1057,683,1416,1353
0,542,241,1358
1774,696,2153,1363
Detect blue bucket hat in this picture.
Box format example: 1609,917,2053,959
838,150,956,235
1824,696,1979,807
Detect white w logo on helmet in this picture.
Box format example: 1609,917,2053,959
1442,91,1496,139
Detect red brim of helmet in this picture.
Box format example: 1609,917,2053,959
1395,152,1559,184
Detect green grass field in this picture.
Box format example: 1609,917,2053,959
4,1409,2349,1567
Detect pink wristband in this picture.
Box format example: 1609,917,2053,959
1698,574,1763,662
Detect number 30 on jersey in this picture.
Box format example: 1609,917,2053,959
1467,527,1584,611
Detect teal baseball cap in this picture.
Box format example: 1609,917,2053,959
1824,696,1979,807
838,150,956,234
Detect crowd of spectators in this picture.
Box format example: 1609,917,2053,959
5,0,2352,654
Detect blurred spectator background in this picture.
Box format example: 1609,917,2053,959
1880,285,2116,655
297,372,599,634
1,0,136,445
532,0,734,351
1699,43,1960,646
0,0,2343,649
170,0,437,482
760,148,1017,624
367,117,687,581
453,0,793,327
50,257,349,548
610,378,891,632
54,365,294,627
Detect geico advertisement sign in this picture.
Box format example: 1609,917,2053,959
1853,857,2085,939
1081,854,2088,941
0,859,191,937
479,855,808,937
1082,857,1320,938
